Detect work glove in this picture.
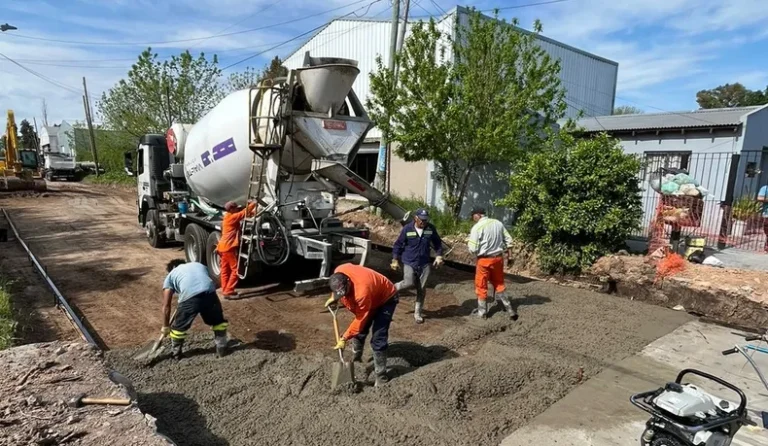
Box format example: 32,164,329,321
324,295,337,309
390,259,400,271
160,326,171,336
433,256,444,268
333,338,346,350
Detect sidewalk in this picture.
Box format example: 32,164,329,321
502,320,768,445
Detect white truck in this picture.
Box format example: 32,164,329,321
43,152,77,181
124,53,407,291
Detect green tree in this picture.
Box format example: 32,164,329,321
65,123,136,172
367,9,565,219
499,132,642,274
98,48,224,137
19,119,38,149
226,57,289,92
613,105,644,115
696,83,768,109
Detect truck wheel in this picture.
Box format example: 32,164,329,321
205,231,222,286
184,224,208,265
146,210,166,248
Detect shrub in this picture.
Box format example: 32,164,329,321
499,132,642,274
387,195,473,237
732,196,761,221
0,277,15,350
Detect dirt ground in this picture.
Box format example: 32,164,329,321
0,211,79,345
0,341,169,446
1,183,692,446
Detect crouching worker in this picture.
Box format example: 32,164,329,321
162,259,230,359
324,263,399,387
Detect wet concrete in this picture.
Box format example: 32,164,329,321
106,281,690,446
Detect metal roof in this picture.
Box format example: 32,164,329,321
567,106,767,132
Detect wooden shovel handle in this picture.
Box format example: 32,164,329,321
81,397,131,406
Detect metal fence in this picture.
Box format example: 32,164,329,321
635,150,768,253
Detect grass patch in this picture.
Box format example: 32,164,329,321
82,171,136,186
0,277,16,350
388,195,474,237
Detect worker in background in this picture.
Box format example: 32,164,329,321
467,206,518,320
325,263,399,387
161,259,229,359
218,200,257,299
391,208,444,324
757,185,768,252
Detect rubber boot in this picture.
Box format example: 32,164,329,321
214,330,229,358
414,301,424,324
373,350,389,387
471,299,488,319
350,337,364,362
171,338,184,360
496,292,519,321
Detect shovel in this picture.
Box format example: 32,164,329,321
328,304,355,389
133,309,177,362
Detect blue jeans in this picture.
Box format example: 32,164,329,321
354,293,399,352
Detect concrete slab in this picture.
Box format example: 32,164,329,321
502,320,768,446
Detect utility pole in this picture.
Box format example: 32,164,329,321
32,117,41,155
373,0,400,212
82,77,100,177
387,0,410,195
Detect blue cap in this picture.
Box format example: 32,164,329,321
414,208,429,222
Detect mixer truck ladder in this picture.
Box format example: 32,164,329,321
237,83,286,279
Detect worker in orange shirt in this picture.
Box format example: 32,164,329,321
217,200,256,299
324,263,399,387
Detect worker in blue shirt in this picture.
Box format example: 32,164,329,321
391,208,444,324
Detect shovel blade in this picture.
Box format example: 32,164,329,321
132,340,166,362
331,361,355,389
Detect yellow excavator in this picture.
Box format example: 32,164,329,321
1,110,46,191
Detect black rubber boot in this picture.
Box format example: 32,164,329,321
171,338,184,360
214,330,229,358
470,299,488,319
496,293,519,321
348,337,363,362
373,350,389,387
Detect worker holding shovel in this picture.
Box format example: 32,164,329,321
391,208,444,324
162,259,230,359
325,263,399,387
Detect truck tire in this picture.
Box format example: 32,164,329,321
184,224,208,265
145,209,166,248
205,231,222,286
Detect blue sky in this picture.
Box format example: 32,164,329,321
0,0,766,126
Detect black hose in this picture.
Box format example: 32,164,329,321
255,211,290,267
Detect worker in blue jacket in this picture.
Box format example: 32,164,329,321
391,208,444,324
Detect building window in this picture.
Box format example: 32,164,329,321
642,151,691,183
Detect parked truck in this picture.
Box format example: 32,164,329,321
43,152,77,181
124,53,407,291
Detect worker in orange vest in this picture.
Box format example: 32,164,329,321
217,200,256,299
324,263,399,387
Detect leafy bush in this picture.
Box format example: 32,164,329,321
499,132,642,274
82,170,135,186
732,196,761,221
387,195,473,236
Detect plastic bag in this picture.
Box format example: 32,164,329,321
696,186,709,197
672,173,699,186
661,181,680,195
679,184,700,196
702,256,724,267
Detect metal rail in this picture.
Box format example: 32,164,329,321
1,208,99,348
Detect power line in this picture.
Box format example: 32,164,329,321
186,0,282,51
0,0,372,47
0,52,82,95
223,0,385,71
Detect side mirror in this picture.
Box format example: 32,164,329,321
124,151,134,176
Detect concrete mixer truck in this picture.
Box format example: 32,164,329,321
124,53,407,292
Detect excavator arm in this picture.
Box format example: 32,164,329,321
1,110,20,174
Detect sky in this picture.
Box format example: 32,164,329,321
0,0,766,128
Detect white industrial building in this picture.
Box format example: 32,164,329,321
284,5,618,218
566,105,768,249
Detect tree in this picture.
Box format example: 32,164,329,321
226,57,289,93
19,119,38,149
367,9,565,219
613,105,644,115
499,132,642,274
41,99,49,126
696,83,768,109
98,48,225,137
